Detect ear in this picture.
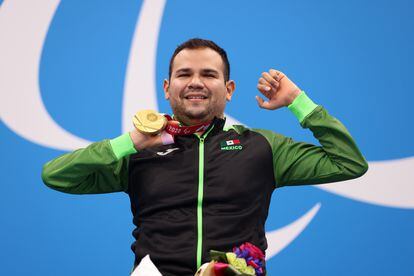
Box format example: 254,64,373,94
225,80,236,101
163,79,170,100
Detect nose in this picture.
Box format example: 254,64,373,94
188,74,204,90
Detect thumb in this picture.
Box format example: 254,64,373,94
255,95,271,109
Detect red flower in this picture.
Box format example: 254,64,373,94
241,242,265,260
248,260,259,269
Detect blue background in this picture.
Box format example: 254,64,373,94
1,0,413,275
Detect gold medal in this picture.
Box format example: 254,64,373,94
133,110,167,135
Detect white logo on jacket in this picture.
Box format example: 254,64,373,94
156,147,180,156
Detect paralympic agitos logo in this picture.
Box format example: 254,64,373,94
1,0,413,263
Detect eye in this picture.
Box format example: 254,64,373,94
177,73,189,78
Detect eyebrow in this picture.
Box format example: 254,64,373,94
202,69,219,75
174,68,220,75
175,68,191,74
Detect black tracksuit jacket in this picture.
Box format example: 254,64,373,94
42,97,368,275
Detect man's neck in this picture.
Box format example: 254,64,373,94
176,117,210,127
176,114,224,127
177,117,213,136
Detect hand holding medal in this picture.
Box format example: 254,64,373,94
130,110,211,150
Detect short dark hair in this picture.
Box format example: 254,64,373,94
168,38,230,81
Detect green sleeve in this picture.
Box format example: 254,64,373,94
41,133,137,194
254,92,368,188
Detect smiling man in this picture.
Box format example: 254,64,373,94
165,42,235,126
42,38,368,275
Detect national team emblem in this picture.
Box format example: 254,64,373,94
220,139,242,150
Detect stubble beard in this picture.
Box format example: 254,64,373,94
169,89,227,125
172,101,213,126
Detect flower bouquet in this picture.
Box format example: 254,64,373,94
194,242,266,276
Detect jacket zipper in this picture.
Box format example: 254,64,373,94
195,126,214,269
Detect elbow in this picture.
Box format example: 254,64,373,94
41,163,90,194
352,158,369,178
41,163,54,189
41,163,60,190
360,160,369,176
337,157,369,181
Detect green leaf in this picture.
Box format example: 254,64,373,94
210,250,229,263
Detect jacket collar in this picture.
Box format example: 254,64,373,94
171,115,226,132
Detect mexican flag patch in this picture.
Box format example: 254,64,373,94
220,139,243,151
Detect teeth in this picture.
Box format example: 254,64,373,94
186,96,206,99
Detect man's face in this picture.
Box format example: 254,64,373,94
164,48,235,125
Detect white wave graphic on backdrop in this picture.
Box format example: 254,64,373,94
0,0,413,262
122,0,164,132
318,157,414,209
0,0,91,150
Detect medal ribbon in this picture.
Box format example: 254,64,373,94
163,114,211,136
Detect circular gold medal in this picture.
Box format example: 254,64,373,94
133,110,167,135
